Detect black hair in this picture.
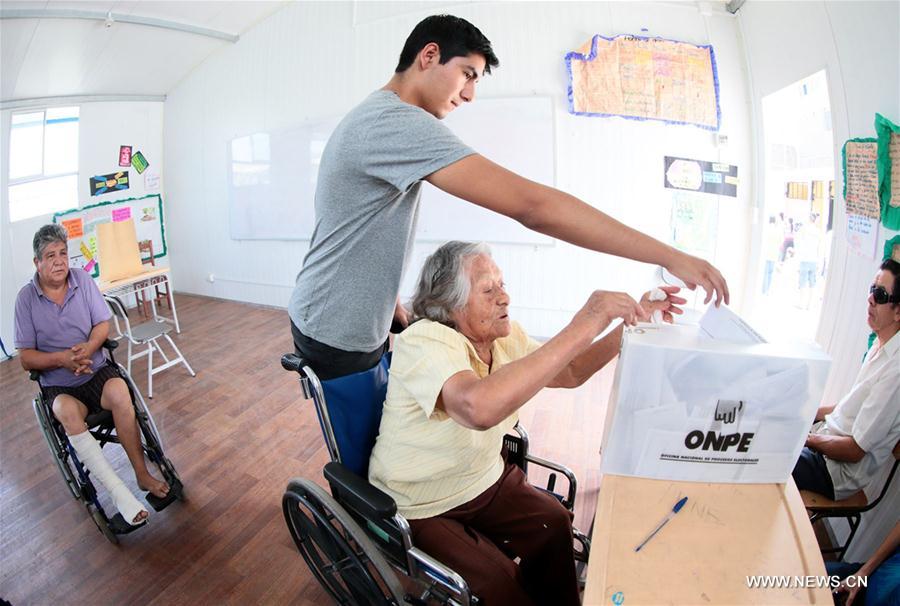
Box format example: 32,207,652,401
880,258,900,306
395,15,499,74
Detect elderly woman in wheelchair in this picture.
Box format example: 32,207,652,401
282,240,683,605
365,241,684,605
16,225,177,535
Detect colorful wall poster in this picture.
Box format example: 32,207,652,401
842,139,880,220
61,217,83,239
119,145,132,167
90,171,129,196
53,194,167,278
566,34,720,130
112,207,132,222
875,113,900,229
664,156,737,197
131,150,149,174
845,213,878,260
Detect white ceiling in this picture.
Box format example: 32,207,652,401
1,1,287,106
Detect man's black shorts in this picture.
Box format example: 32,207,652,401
42,362,121,415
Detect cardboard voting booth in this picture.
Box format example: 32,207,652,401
600,310,831,483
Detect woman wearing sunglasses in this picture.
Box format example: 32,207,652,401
791,258,900,503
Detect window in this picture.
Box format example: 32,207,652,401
8,106,79,222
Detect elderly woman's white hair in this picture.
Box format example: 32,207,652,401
411,241,492,327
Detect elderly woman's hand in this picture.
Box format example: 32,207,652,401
639,285,686,324
572,290,648,334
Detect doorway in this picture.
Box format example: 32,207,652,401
752,70,834,343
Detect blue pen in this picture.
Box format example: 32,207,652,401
634,496,688,552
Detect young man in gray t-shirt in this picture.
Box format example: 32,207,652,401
289,15,730,380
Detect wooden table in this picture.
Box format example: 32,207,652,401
583,474,832,605
99,267,180,333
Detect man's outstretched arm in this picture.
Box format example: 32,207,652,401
427,154,730,306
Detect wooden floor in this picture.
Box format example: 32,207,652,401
0,294,614,605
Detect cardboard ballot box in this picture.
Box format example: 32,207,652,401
599,319,831,483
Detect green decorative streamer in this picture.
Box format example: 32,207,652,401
884,235,900,262
875,113,900,230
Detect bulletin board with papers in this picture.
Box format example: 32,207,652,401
875,113,900,229
53,194,167,278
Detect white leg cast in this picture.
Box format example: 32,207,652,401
68,430,147,524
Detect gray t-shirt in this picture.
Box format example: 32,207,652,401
289,90,474,351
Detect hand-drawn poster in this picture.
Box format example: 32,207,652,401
670,191,718,256
843,139,880,220
131,151,149,174
90,171,130,196
53,194,167,278
566,34,720,130
119,145,132,167
664,156,737,197
144,168,160,191
875,113,900,229
846,213,878,260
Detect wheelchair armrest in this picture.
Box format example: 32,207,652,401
524,453,578,512
324,461,397,520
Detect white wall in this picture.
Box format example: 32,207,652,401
738,0,900,562
1,102,164,354
163,1,753,337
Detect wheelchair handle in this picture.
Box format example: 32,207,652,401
281,353,308,374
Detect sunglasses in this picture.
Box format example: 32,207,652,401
870,284,898,305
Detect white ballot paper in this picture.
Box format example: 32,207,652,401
599,307,830,483
699,304,766,344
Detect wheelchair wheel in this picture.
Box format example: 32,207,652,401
32,397,80,500
123,365,185,498
90,507,119,545
121,365,165,450
283,479,405,606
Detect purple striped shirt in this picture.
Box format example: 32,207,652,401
14,268,111,387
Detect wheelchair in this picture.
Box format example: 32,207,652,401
31,339,184,544
281,352,591,605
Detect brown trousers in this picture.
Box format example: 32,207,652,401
408,462,579,606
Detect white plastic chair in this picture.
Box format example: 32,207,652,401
104,295,195,398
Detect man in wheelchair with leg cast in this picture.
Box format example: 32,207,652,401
15,224,178,535
283,241,684,605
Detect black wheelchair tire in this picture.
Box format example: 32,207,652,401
90,508,119,545
283,478,405,606
33,397,81,500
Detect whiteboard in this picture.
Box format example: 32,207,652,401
417,96,555,245
227,96,555,244
228,118,339,240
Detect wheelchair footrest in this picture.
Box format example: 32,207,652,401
109,513,148,535
146,488,179,512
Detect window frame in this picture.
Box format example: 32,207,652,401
7,106,81,222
